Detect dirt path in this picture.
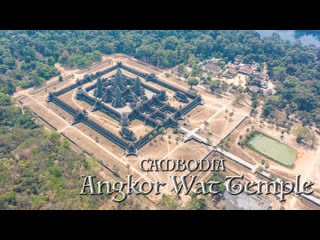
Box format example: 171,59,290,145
199,101,233,129
288,146,320,209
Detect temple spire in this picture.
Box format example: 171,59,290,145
115,68,123,86
94,78,103,98
102,87,112,103
112,85,125,108
135,77,142,96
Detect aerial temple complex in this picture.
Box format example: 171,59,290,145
47,62,203,156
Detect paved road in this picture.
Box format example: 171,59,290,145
216,147,255,170
215,147,320,207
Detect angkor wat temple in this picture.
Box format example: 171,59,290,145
47,62,203,156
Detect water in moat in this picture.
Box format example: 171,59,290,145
256,30,320,47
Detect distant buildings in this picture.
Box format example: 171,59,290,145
262,88,273,96
238,65,254,75
226,63,237,74
250,82,276,96
225,61,275,96
201,58,276,97
203,62,222,74
253,72,268,82
249,86,260,94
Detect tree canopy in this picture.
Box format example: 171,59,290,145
0,30,320,124
187,77,199,89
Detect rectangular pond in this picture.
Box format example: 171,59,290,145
246,131,297,168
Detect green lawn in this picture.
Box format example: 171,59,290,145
245,131,297,168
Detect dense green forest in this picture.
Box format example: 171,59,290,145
0,30,320,127
0,103,148,209
0,100,105,209
0,92,147,209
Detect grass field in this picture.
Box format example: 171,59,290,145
246,131,297,168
